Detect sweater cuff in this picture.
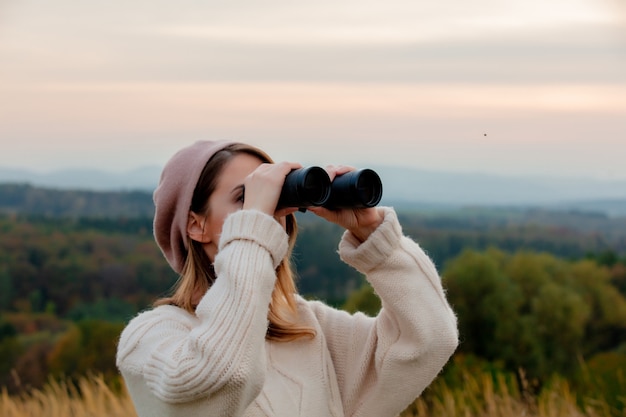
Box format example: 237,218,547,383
218,210,289,269
338,207,403,273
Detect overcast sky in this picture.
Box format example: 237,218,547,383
1,0,625,180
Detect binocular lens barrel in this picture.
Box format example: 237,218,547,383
277,167,383,209
325,168,383,209
277,166,331,208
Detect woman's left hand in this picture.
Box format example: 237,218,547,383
307,165,384,243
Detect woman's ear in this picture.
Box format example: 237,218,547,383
187,212,211,243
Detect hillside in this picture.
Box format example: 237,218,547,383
1,182,625,309
3,181,626,220
3,165,626,212
1,183,624,410
0,183,154,218
2,183,626,272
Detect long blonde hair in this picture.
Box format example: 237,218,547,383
155,143,316,342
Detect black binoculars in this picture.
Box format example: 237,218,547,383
277,167,383,209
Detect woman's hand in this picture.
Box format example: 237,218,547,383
242,161,302,218
308,165,384,243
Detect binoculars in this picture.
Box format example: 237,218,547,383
277,167,383,209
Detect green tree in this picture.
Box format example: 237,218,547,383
47,320,124,381
0,265,12,310
342,284,381,316
442,248,626,379
66,297,135,322
569,260,626,355
0,320,20,387
443,248,523,362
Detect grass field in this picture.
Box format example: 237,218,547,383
1,372,622,417
402,371,620,417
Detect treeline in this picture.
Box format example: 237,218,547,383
0,215,173,318
0,183,154,218
1,208,625,315
346,248,626,373
2,244,624,410
1,184,626,412
3,182,626,243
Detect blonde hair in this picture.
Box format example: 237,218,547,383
155,144,316,342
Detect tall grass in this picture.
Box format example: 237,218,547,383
1,372,621,417
401,370,622,417
1,375,136,417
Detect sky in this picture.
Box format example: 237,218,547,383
1,0,625,180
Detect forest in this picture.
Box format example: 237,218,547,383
1,183,625,415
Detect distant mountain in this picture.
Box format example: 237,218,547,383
372,167,626,217
372,166,626,205
2,165,626,214
0,166,161,191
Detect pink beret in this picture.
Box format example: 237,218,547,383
153,140,234,273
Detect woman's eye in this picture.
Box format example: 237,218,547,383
234,186,245,204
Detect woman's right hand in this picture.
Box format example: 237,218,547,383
243,161,302,217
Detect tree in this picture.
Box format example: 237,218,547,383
442,248,626,379
47,320,124,381
0,321,20,389
0,266,12,310
342,284,381,316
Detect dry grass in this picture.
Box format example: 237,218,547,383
1,372,621,417
1,375,136,417
401,371,620,417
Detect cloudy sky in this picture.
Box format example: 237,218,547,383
1,0,625,180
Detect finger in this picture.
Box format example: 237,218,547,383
335,165,356,175
307,206,335,221
247,161,302,187
325,164,355,181
274,206,299,218
277,161,303,173
243,162,303,214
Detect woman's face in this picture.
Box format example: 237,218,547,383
190,152,264,261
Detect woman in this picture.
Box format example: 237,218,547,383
116,140,458,417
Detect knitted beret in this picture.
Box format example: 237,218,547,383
153,140,234,273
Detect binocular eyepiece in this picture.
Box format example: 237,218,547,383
277,167,383,209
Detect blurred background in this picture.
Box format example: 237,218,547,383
1,1,625,416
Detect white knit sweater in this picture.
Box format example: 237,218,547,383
116,207,458,417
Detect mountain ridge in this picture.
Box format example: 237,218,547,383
2,165,626,215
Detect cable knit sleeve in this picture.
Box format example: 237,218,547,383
310,207,458,417
116,210,288,416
